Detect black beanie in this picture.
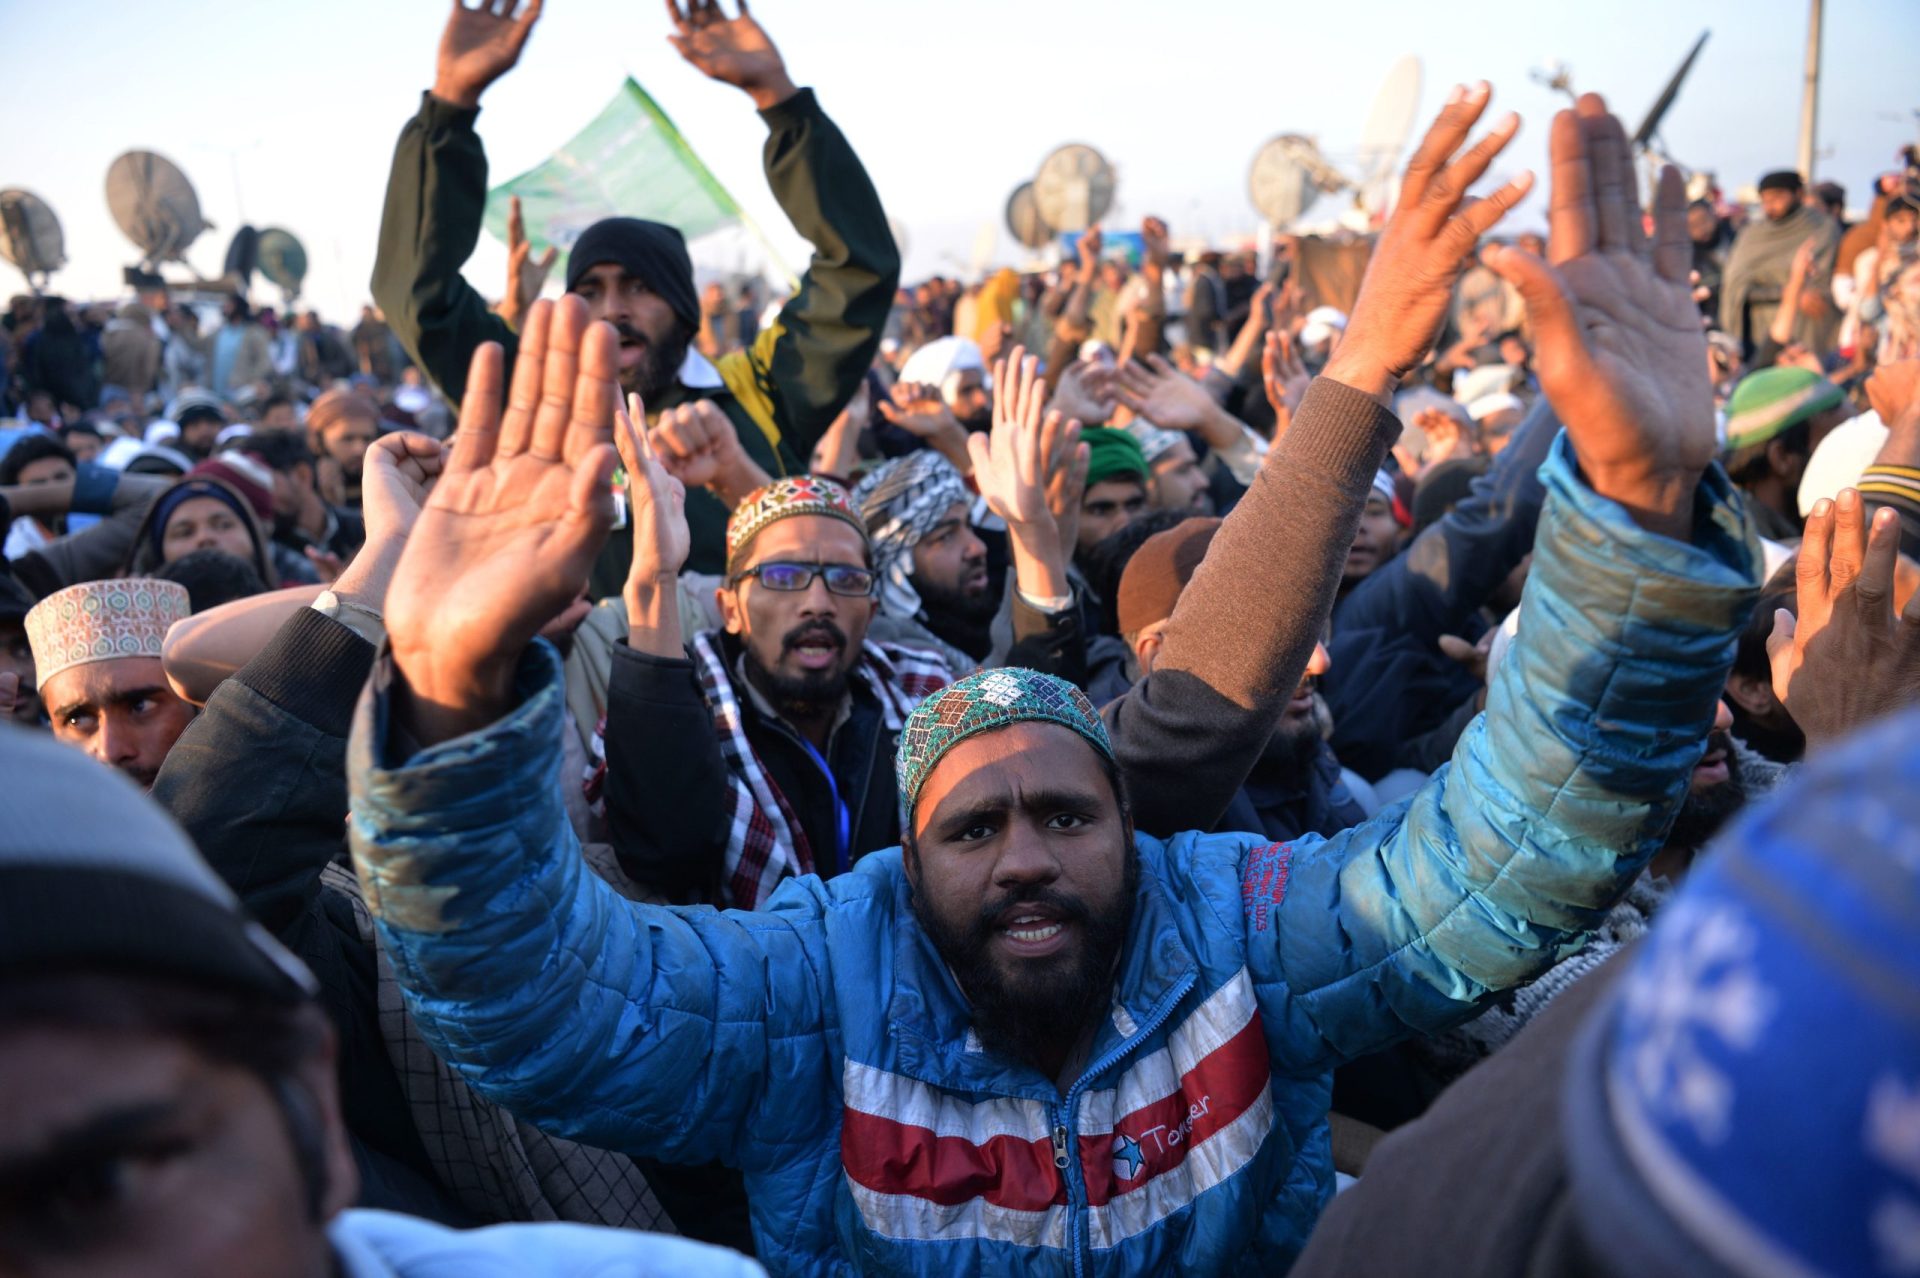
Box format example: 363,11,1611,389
1757,170,1804,194
565,217,700,328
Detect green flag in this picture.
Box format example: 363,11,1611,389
483,77,786,281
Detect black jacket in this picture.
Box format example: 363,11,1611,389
150,610,462,1222
152,609,753,1248
1324,397,1558,781
605,634,901,904
1293,956,1625,1278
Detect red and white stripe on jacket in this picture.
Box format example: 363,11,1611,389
838,968,1271,1250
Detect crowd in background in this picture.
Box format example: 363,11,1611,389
4,1,1920,1275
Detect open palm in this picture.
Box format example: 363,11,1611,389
665,0,787,94
1487,95,1715,501
435,0,542,107
385,297,619,741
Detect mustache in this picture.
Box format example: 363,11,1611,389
781,619,847,653
612,321,648,345
972,886,1093,942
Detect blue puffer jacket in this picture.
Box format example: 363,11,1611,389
348,440,1759,1277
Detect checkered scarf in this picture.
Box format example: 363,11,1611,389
851,450,972,621
689,629,951,908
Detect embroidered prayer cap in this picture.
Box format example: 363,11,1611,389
24,578,190,689
1724,366,1845,452
724,475,869,575
852,451,973,619
896,667,1112,814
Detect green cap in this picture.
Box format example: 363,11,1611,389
1083,426,1151,490
1725,367,1845,452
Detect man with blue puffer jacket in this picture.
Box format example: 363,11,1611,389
347,91,1759,1275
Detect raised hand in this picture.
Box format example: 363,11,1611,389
665,0,796,111
360,432,448,550
1115,354,1241,450
876,383,972,475
969,345,1077,600
1483,93,1712,538
1261,329,1309,422
1048,357,1117,425
616,391,693,658
1767,490,1920,749
811,380,869,478
1325,83,1531,402
385,296,619,745
648,400,735,490
1075,225,1104,276
434,0,543,110
498,195,558,333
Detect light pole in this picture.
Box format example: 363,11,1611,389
1797,0,1823,180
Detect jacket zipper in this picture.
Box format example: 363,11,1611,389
1054,970,1198,1278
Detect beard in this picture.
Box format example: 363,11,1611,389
909,842,1138,1072
958,406,992,433
913,567,999,660
618,320,694,405
743,618,855,720
1665,731,1750,853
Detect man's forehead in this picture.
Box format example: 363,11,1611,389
42,656,167,708
1085,479,1146,502
917,721,1109,825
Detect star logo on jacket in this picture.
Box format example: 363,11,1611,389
1112,1133,1145,1181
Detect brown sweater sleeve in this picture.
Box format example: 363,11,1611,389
1104,377,1400,837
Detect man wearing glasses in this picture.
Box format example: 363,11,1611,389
603,475,952,909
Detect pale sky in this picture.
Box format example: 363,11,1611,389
5,0,1917,320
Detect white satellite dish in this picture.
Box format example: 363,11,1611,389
1005,182,1053,250
0,189,67,289
1248,135,1348,226
1246,56,1424,227
1357,55,1423,212
1032,144,1116,234
106,150,212,267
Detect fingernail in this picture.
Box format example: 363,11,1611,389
1813,499,1833,518
1497,110,1519,132
1446,83,1465,105
1466,81,1490,103
1839,490,1858,510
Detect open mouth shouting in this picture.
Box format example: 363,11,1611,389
994,903,1072,958
783,622,846,672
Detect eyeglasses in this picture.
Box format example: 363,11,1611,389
731,561,878,597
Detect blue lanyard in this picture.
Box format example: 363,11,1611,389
796,734,850,877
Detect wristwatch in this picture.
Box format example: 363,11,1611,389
310,590,387,644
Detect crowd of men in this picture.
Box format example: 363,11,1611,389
3,2,1918,1274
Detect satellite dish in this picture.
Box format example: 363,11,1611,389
1357,56,1423,203
223,224,260,288
105,150,211,266
257,227,308,300
1005,182,1053,250
1032,144,1116,233
0,189,67,288
1248,135,1347,226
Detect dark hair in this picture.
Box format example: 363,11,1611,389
0,972,331,1220
1724,418,1813,483
245,428,316,475
261,394,294,417
0,434,77,486
156,549,270,613
1082,509,1196,636
56,422,103,444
